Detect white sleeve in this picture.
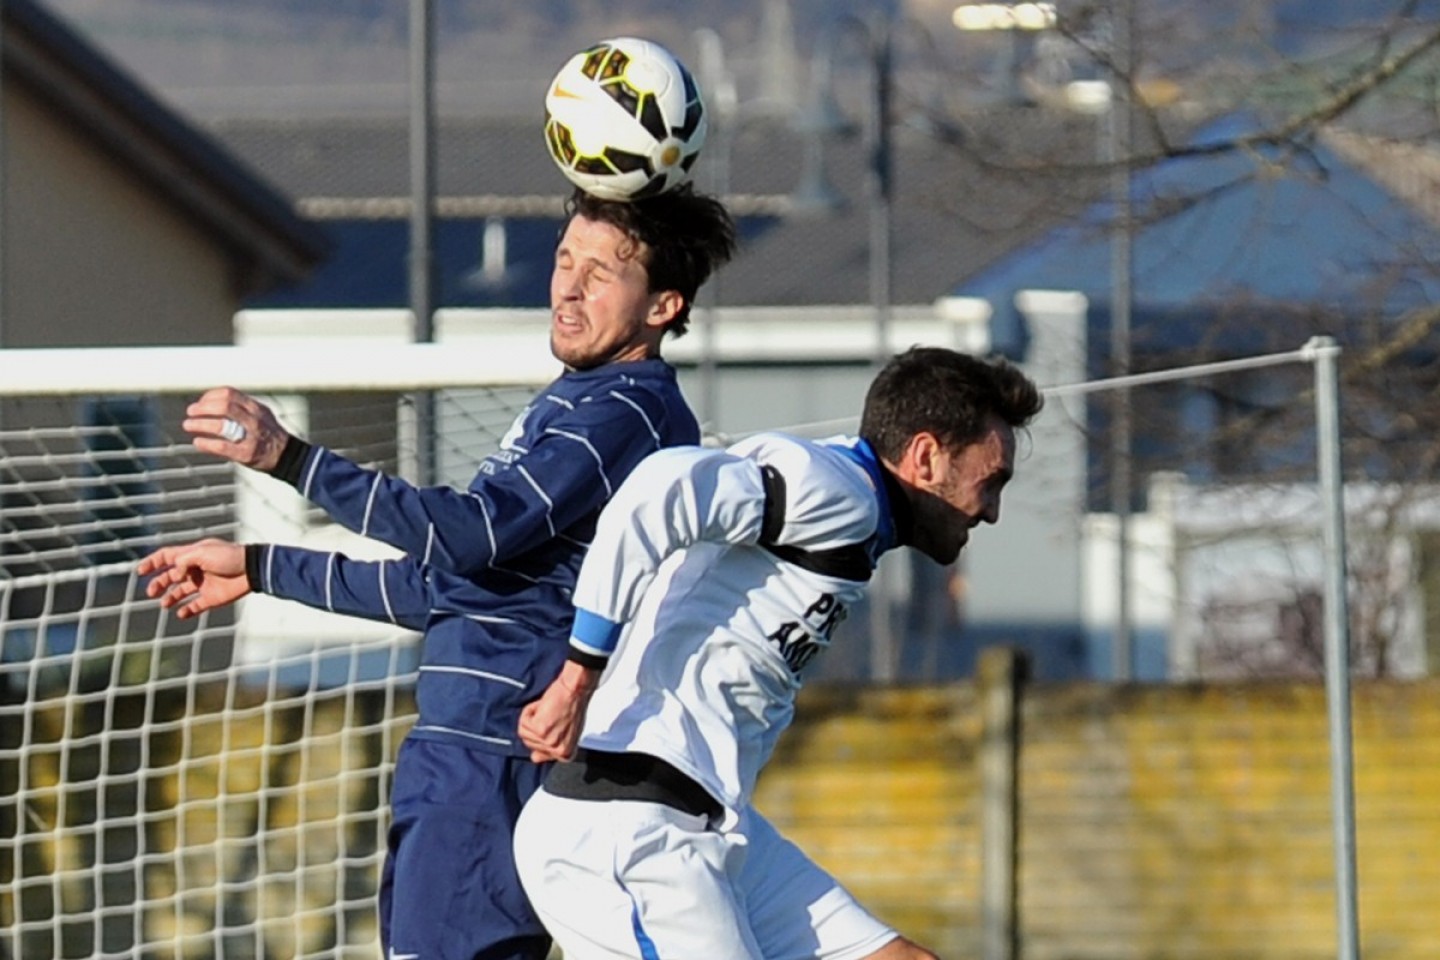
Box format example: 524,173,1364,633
568,445,768,656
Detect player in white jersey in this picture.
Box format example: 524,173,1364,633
513,347,1043,960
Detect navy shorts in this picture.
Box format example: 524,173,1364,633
379,737,551,960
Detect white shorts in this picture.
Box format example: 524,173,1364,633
514,788,896,960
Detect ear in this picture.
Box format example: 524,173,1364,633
646,289,685,329
898,432,946,486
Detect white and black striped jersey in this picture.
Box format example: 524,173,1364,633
247,358,698,755
566,432,904,823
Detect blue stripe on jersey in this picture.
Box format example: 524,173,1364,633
570,608,623,657
630,903,662,960
419,664,526,689
608,390,662,445
828,438,896,559
543,428,614,496
378,561,396,623
361,474,382,535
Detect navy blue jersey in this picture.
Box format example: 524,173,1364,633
248,358,698,755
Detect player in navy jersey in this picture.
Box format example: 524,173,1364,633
138,185,736,960
514,348,1043,960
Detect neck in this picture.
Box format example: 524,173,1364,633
878,465,916,549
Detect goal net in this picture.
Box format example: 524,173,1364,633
0,340,556,960
1,325,1399,960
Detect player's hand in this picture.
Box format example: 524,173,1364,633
137,538,250,619
519,660,600,763
183,387,291,472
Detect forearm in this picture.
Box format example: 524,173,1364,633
245,544,430,630
276,441,602,578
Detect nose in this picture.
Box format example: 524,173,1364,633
552,267,582,302
981,494,1001,525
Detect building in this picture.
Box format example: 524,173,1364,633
0,0,327,686
0,0,326,349
953,112,1440,679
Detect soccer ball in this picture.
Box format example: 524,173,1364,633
543,37,707,202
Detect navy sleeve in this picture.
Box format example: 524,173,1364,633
247,544,431,631
281,386,676,577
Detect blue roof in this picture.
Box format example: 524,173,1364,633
247,215,781,310
955,113,1440,357
248,219,560,309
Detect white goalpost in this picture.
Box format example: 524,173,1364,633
0,342,557,960
1040,336,1358,960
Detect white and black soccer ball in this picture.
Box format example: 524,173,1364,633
543,37,707,202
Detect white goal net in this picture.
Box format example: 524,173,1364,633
0,341,555,960
1,326,1388,960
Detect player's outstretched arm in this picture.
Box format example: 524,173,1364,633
183,387,292,473
251,546,432,631
518,660,600,763
137,538,250,619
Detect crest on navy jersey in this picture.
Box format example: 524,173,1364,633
499,406,533,452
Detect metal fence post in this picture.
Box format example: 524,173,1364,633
979,646,1026,960
1309,335,1360,960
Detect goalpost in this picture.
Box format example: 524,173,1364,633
1039,336,1358,960
0,341,557,960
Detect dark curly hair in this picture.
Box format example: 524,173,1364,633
860,348,1044,463
563,184,737,337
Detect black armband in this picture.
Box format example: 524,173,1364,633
566,647,611,672
269,435,312,485
244,543,267,593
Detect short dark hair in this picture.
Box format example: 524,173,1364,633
859,347,1044,463
563,184,738,338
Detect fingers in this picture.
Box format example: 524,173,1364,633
518,703,575,763
142,565,185,598
184,387,287,471
155,581,201,615
518,704,546,753
527,743,572,764
142,569,204,615
184,388,252,438
137,549,200,603
137,546,197,592
135,545,180,577
135,539,246,618
186,386,254,420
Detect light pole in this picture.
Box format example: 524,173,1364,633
1107,0,1136,681
408,0,438,486
960,0,1137,680
693,28,734,432
793,14,976,681
692,28,792,434
791,11,910,680
792,11,898,369
863,16,895,372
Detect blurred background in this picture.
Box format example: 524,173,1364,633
3,1,1440,958
19,0,1440,683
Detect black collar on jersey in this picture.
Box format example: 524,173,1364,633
878,465,916,550
754,438,917,582
758,465,875,581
